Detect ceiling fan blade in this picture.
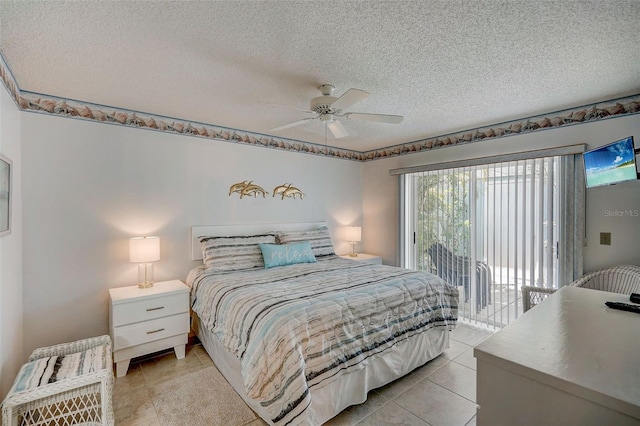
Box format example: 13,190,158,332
345,113,403,124
331,88,369,110
271,117,315,132
327,120,349,139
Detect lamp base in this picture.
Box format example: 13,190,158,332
137,263,155,289
349,241,359,257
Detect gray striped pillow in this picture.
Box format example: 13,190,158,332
276,226,335,258
200,234,276,271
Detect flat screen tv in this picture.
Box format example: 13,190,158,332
583,136,639,188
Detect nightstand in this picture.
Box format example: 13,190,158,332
109,279,190,378
339,253,383,265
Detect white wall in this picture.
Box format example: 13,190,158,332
0,85,23,398
362,115,640,271
20,113,363,356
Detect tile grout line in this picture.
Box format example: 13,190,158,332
138,362,163,426
352,396,395,425
424,368,478,406
357,399,432,426
387,375,457,426
420,378,478,425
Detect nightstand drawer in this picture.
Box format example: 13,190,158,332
113,312,189,350
112,293,188,327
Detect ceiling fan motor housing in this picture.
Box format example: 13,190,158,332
311,84,340,114
310,95,338,114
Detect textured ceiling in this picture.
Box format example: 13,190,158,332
1,0,639,152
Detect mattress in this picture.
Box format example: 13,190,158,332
188,257,458,425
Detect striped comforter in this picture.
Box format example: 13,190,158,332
188,257,458,425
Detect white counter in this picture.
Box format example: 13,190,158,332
474,286,640,425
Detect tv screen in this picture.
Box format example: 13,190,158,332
583,136,638,188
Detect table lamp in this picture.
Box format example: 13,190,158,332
345,226,362,257
130,236,160,288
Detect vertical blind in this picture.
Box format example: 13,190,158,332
398,149,584,328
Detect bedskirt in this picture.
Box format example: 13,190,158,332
192,312,450,425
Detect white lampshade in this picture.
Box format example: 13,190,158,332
345,226,362,243
130,236,160,263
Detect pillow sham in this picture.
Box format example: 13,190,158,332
276,226,335,258
199,234,276,271
259,242,317,269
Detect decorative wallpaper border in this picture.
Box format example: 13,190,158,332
1,53,639,163
18,90,365,161
0,53,21,109
361,95,640,161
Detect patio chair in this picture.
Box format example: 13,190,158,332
427,243,492,310
522,264,640,312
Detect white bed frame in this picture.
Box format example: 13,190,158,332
189,222,451,425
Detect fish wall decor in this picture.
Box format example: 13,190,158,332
229,181,269,198
273,183,304,200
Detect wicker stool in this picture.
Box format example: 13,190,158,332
1,335,114,426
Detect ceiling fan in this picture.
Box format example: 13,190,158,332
270,84,403,139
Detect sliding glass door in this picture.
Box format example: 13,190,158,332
403,156,571,327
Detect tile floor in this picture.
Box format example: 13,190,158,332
465,283,525,328
113,323,494,426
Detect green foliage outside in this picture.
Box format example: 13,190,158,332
415,171,471,270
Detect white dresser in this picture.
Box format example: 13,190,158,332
474,286,640,425
109,280,190,378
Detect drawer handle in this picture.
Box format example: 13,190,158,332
146,328,165,334
146,306,165,312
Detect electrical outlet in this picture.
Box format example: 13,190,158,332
600,232,611,245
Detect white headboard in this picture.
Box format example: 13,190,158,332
191,221,328,261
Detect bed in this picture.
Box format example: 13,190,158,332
186,222,458,425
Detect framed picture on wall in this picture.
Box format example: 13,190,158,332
0,154,11,236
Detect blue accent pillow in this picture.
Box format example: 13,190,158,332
259,242,317,269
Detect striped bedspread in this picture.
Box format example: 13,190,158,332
188,257,458,425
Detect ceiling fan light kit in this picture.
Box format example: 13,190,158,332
271,84,403,139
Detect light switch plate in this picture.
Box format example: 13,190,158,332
600,232,611,245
